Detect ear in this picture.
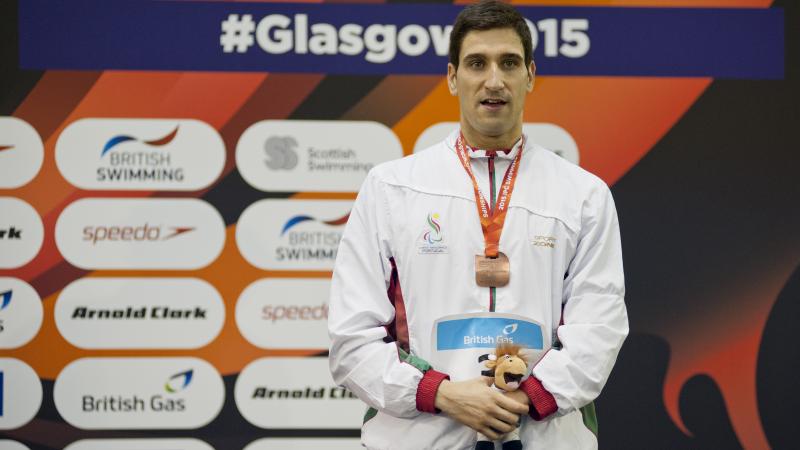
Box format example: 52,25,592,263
527,59,536,92
484,360,497,370
447,63,458,96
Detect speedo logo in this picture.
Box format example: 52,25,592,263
236,278,331,350
82,224,195,244
56,118,224,191
56,198,225,270
0,117,44,189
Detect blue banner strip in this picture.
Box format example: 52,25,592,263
18,0,784,78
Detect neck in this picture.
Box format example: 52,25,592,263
460,124,522,150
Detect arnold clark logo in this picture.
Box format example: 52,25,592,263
0,278,43,350
55,198,225,270
56,118,225,191
236,120,403,192
56,277,224,350
0,116,44,189
64,438,213,450
0,197,44,269
413,122,580,165
236,278,330,350
0,358,43,430
235,358,364,429
237,199,351,271
54,357,224,429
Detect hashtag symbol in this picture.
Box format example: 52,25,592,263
220,14,255,53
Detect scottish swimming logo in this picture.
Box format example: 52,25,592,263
418,213,447,254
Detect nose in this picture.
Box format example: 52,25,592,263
484,64,504,91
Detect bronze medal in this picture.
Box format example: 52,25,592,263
475,251,510,287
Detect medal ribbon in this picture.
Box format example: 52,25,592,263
455,133,524,258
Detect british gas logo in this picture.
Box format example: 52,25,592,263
0,278,43,350
434,315,544,351
237,199,352,270
56,118,225,191
0,290,10,311
164,370,193,393
236,120,402,193
0,117,44,189
55,278,224,350
55,198,225,270
54,358,224,429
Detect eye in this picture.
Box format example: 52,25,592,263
503,59,518,69
469,60,484,69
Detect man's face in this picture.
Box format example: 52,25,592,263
448,27,535,143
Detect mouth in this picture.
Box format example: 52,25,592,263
504,373,523,385
480,98,507,110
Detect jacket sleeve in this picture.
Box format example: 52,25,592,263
527,181,629,419
328,170,447,418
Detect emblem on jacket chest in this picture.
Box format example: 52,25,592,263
417,213,448,254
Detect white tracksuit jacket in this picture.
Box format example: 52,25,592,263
329,130,628,449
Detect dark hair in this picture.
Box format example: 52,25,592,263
448,0,533,69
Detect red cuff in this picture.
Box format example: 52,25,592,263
521,376,558,420
416,369,449,414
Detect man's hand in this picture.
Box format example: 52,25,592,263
434,377,529,440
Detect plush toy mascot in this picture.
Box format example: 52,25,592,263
476,343,529,450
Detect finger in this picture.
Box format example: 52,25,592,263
496,393,529,415
486,416,515,434
479,427,501,441
490,405,520,426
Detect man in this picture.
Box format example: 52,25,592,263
328,1,628,449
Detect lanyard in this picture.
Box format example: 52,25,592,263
454,133,524,258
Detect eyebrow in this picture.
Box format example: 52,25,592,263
462,52,524,62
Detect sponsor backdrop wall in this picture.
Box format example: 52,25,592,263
0,0,796,449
